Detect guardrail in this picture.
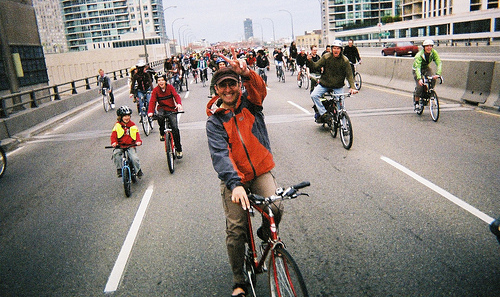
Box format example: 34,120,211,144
0,59,164,118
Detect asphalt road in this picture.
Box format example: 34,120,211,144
1,68,499,297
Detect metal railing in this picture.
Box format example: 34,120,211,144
0,59,164,118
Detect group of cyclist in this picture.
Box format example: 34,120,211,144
107,39,442,297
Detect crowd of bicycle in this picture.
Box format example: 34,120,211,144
93,38,444,296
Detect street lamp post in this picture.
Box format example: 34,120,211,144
279,9,295,41
254,23,264,45
178,25,188,54
183,29,192,52
163,5,176,40
263,18,275,45
138,0,149,63
171,17,184,54
162,6,176,57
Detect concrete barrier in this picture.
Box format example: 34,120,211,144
0,77,129,149
358,56,499,109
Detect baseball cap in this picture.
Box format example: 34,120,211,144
213,67,239,86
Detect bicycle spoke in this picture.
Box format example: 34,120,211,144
430,91,440,122
268,247,308,297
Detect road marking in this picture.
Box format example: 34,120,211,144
477,110,500,118
104,184,155,293
381,156,495,225
184,91,189,99
287,101,311,114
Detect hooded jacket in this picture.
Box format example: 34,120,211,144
307,52,355,89
206,71,274,191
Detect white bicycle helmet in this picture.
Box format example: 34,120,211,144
136,60,146,67
331,40,343,48
422,39,434,46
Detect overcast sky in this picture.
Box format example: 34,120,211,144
162,0,322,43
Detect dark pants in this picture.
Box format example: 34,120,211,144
158,109,182,152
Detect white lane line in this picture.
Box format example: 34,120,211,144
381,156,495,225
104,184,154,293
287,101,311,114
184,91,189,99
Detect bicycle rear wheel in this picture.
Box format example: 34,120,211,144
103,94,110,112
268,247,308,297
281,69,286,83
123,166,132,197
413,93,423,115
429,91,439,122
339,112,353,150
0,146,6,178
354,72,362,90
327,109,338,138
165,132,175,173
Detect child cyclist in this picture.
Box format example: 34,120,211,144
148,73,184,159
111,106,144,178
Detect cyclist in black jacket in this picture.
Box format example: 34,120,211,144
97,69,115,109
343,39,361,75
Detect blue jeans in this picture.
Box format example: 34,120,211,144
136,90,151,114
310,85,344,115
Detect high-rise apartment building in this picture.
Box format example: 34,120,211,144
244,18,253,40
33,0,68,54
326,0,400,30
57,0,167,51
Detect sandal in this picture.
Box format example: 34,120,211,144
231,283,247,297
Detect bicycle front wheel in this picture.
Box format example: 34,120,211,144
268,247,309,297
165,132,175,173
339,112,353,150
354,72,362,90
302,75,309,90
184,75,189,91
103,94,110,112
123,166,132,197
0,146,6,178
141,113,151,136
429,91,439,122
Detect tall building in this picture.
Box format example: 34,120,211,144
0,0,49,95
244,18,253,40
57,0,167,51
33,0,68,54
326,0,399,30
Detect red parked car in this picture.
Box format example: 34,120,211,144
381,41,419,56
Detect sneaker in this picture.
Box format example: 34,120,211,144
117,169,122,178
160,135,165,141
136,169,143,179
111,103,115,109
176,151,183,159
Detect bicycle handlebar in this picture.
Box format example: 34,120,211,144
104,145,137,149
151,111,185,120
424,75,443,84
324,92,352,98
248,181,310,205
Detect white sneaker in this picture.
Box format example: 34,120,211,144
176,151,183,159
111,104,115,109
